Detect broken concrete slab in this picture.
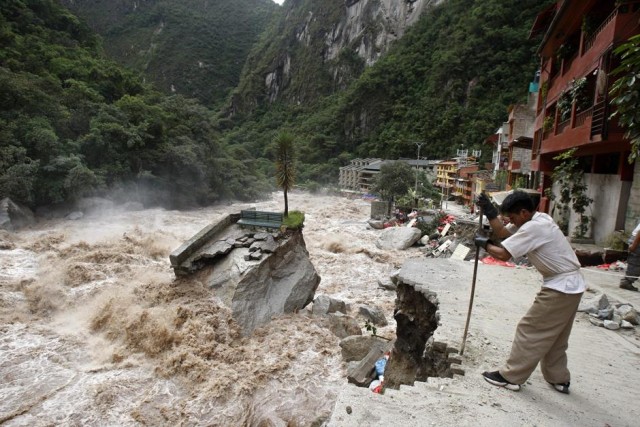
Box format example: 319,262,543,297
339,335,392,362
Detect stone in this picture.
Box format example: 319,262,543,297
368,219,385,229
203,231,320,335
615,304,639,325
248,250,262,261
621,320,635,329
252,234,278,253
346,346,383,387
312,295,347,315
588,317,604,327
339,335,392,362
0,198,35,231
358,305,388,326
327,313,362,338
603,320,620,330
377,277,396,291
597,307,614,320
375,227,422,250
578,293,609,314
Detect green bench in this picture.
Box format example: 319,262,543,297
237,210,283,229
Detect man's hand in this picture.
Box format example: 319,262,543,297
476,192,498,220
474,235,492,249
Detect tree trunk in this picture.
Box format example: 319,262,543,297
284,189,289,217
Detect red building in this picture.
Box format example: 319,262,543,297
530,0,640,243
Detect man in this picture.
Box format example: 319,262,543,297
474,190,586,394
620,221,640,291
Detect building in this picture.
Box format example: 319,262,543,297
339,158,433,194
338,158,381,192
530,0,640,243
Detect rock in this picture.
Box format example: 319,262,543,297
0,198,35,231
65,211,84,221
346,346,383,387
204,231,320,335
621,320,635,329
368,219,385,229
251,234,278,253
358,305,388,326
312,295,347,315
339,335,391,362
603,320,620,330
327,312,362,338
588,317,604,327
201,239,234,259
375,227,422,250
578,293,609,314
615,304,639,325
597,307,614,320
419,235,431,245
248,250,262,261
377,277,396,291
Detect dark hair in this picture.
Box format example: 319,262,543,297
500,190,535,214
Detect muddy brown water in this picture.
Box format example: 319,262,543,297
0,192,412,426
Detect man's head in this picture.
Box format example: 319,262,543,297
500,191,535,226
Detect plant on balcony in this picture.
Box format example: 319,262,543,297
555,42,576,61
557,91,572,121
543,115,554,132
540,80,549,100
546,148,593,239
610,34,640,163
569,77,590,111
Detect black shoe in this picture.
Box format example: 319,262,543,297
548,381,570,394
482,371,521,391
620,282,639,291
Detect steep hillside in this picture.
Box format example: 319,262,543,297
60,0,278,108
220,0,554,186
228,0,439,116
0,0,270,208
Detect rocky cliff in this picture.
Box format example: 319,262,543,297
230,0,443,115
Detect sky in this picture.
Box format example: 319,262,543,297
272,0,285,4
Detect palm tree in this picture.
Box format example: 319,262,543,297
275,131,296,216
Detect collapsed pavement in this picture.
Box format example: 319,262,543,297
170,213,320,335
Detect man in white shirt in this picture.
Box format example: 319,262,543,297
620,221,640,291
474,191,585,394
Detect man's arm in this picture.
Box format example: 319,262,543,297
484,241,513,261
485,217,513,239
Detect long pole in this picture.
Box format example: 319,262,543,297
460,207,483,355
414,142,423,195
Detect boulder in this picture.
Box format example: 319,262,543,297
578,293,609,314
358,305,388,326
376,227,422,250
327,313,362,338
377,277,396,291
367,219,385,230
66,211,84,221
312,295,347,316
339,335,391,362
615,304,639,325
203,231,320,335
0,198,35,231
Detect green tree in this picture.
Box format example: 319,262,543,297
274,131,296,216
610,34,640,163
372,161,414,205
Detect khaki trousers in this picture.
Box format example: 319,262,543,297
500,287,583,385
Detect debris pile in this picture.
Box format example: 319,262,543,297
578,292,640,330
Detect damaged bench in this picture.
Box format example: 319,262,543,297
237,210,283,229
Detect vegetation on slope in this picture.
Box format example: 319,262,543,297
220,0,554,187
0,0,270,208
60,0,278,108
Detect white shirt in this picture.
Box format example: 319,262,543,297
501,212,586,294
628,221,640,245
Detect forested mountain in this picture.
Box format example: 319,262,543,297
0,0,270,209
59,0,278,108
1,0,556,210
222,0,554,186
